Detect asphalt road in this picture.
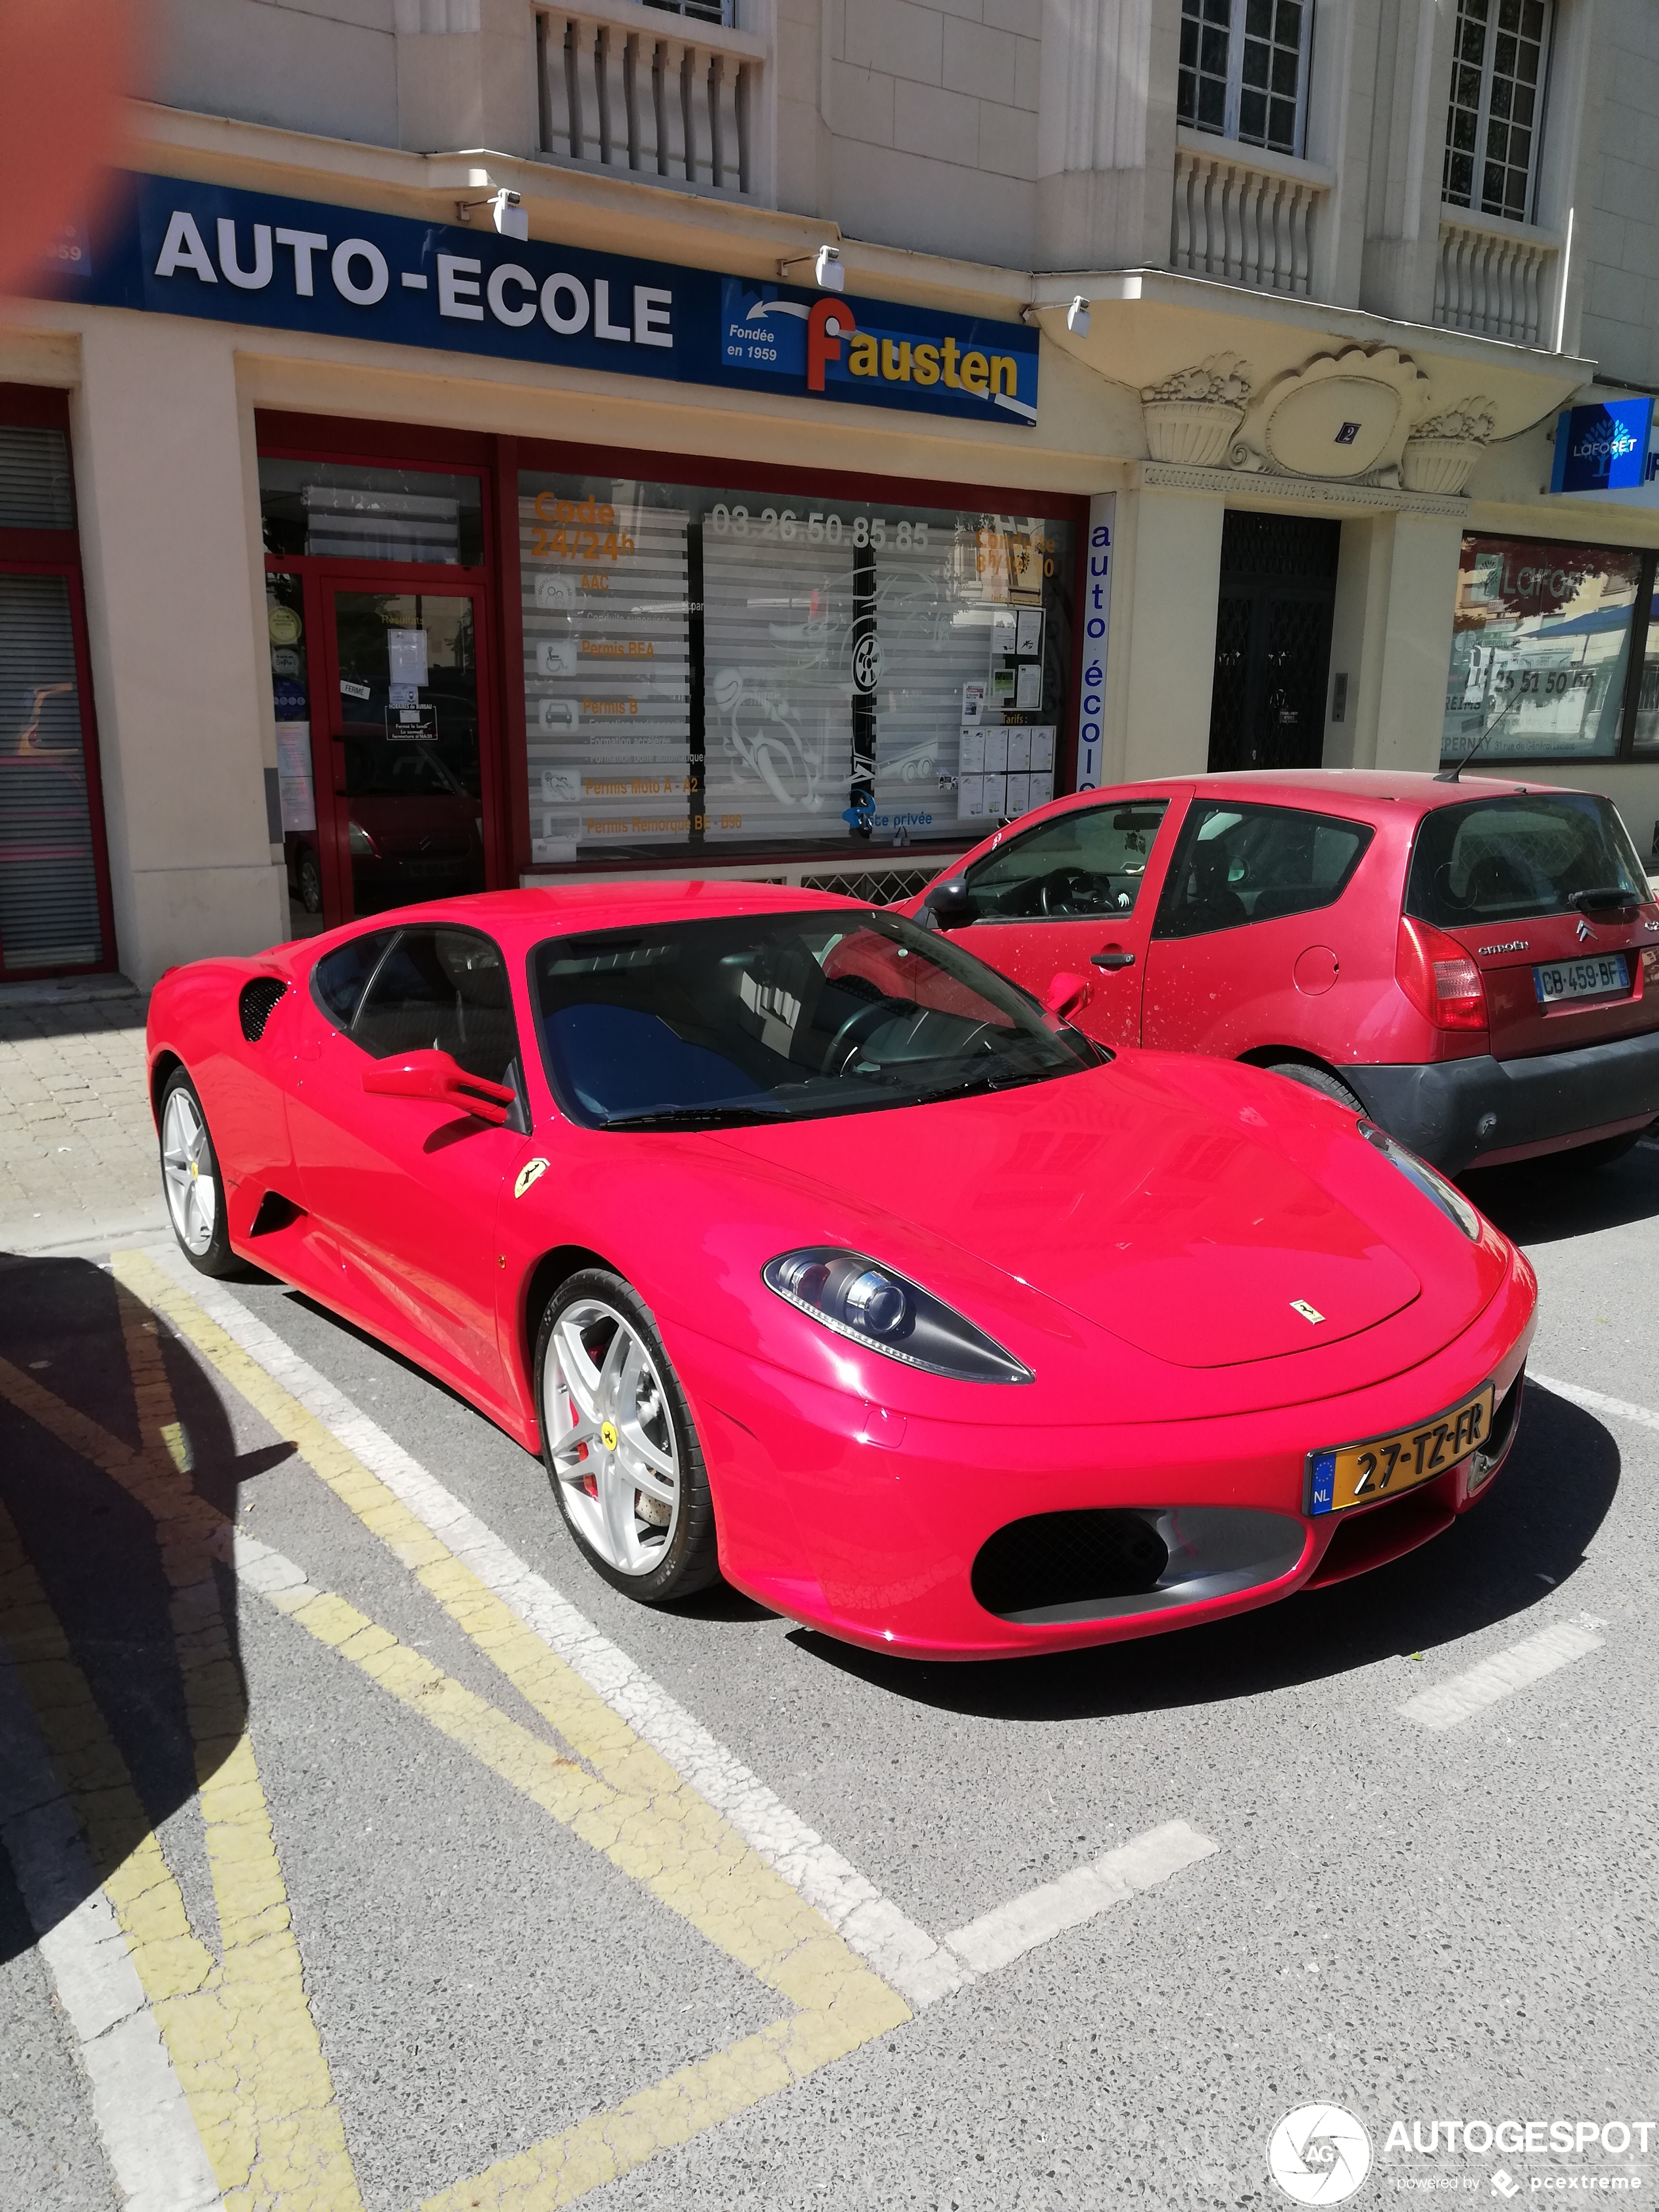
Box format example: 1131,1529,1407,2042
2,1137,1656,2212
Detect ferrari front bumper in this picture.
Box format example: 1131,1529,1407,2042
669,1253,1538,1660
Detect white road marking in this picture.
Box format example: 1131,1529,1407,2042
153,1253,1219,2010
151,1255,977,2004
0,1654,222,2212
944,1821,1219,1976
1398,1614,1605,1731
1531,1370,1659,1435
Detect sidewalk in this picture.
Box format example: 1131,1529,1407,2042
0,978,167,1255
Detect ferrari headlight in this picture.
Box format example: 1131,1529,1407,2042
763,1247,1032,1384
1357,1119,1481,1241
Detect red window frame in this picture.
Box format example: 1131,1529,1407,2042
0,384,117,980
256,413,1093,889
254,415,509,920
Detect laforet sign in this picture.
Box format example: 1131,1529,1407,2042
38,172,1040,429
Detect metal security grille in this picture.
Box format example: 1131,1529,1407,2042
1442,0,1553,222
797,867,938,906
1178,0,1312,158
0,426,75,531
0,574,106,972
1206,513,1340,773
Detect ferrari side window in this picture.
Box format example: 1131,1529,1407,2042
961,800,1170,923
310,929,396,1030
1153,803,1374,940
352,927,521,1086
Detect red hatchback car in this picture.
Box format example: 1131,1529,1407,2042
909,771,1659,1174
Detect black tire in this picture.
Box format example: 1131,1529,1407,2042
1258,1059,1366,1114
534,1268,720,1605
1558,1127,1648,1171
157,1068,244,1279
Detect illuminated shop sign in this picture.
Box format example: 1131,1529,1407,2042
40,173,1039,429
1549,396,1658,504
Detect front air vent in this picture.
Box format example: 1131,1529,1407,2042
238,976,287,1042
972,1509,1169,1622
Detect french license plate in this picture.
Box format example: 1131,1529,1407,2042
1307,1385,1496,1516
1534,954,1630,1004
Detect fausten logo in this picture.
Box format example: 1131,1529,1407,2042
720,279,1038,426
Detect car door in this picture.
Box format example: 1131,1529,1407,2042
1141,799,1377,1059
932,792,1183,1047
288,922,532,1402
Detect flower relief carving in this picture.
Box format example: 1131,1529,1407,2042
1402,396,1496,494
1140,353,1254,466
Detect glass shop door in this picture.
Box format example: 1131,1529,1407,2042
318,586,498,922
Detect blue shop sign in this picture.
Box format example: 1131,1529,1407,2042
38,172,1039,430
1549,396,1655,495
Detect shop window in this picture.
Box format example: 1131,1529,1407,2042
0,573,106,970
1442,536,1641,765
259,459,483,566
0,425,75,529
1632,571,1659,758
517,470,1074,869
1442,0,1552,223
0,405,110,978
1178,0,1312,159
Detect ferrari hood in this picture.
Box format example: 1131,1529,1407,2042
715,1059,1423,1369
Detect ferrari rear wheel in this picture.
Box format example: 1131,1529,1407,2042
535,1270,719,1603
159,1070,240,1278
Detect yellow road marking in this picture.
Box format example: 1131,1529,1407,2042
0,1307,364,2212
112,1253,912,2205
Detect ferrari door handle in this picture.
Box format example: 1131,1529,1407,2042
1091,950,1136,970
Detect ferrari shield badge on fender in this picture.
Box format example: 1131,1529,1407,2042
514,1157,549,1199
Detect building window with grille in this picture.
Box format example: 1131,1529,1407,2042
1178,0,1313,159
1443,0,1553,223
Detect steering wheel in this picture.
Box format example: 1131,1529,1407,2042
822,999,895,1078
1040,867,1103,918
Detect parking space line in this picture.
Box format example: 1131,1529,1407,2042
135,1246,971,2011
0,1638,221,2212
943,1821,1219,1977
1530,1369,1659,1436
0,1325,366,2211
1398,1614,1605,1730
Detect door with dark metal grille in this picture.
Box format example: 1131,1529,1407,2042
1207,511,1340,772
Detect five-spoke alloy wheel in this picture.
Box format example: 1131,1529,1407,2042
536,1270,718,1602
158,1069,240,1277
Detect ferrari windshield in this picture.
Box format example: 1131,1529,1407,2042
531,908,1102,1129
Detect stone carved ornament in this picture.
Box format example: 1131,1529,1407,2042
1400,397,1496,494
1229,347,1431,485
1139,353,1255,466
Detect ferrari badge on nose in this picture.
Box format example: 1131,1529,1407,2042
514,1158,549,1199
1290,1300,1325,1324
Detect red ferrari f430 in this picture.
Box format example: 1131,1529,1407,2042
146,884,1536,1659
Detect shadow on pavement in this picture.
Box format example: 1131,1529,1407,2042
0,1253,291,1968
790,1382,1618,1722
1465,1136,1659,1248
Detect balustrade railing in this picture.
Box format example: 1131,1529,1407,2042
1434,210,1558,347
1170,139,1327,298
535,3,764,198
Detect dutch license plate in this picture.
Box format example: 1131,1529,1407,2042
1307,1384,1496,1516
1534,954,1630,1004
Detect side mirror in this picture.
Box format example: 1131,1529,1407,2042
1044,971,1092,1020
361,1048,515,1127
922,874,975,929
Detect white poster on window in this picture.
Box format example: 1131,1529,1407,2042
275,724,315,833
387,627,428,688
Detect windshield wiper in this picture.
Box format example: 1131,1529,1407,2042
601,1103,784,1130
1569,885,1639,913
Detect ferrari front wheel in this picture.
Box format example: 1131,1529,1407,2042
535,1270,719,1603
158,1070,240,1278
